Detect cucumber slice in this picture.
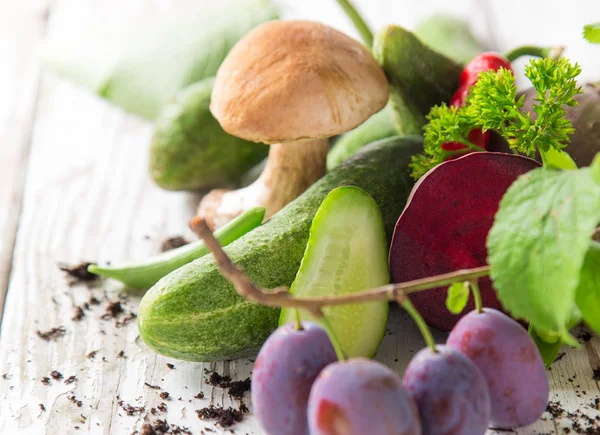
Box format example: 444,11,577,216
279,186,389,358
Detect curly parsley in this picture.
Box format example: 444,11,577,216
410,57,583,180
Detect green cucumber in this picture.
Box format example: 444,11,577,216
138,136,423,362
89,207,265,289
42,0,279,119
326,26,464,171
150,78,268,191
279,187,389,358
374,25,463,135
327,105,396,171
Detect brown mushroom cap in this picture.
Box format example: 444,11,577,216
210,20,389,144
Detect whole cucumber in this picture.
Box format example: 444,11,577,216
138,136,423,362
374,25,463,135
42,0,279,120
327,105,396,170
150,78,268,190
326,25,464,170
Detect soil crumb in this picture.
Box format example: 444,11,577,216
72,306,85,321
118,400,144,416
116,311,137,328
161,236,189,252
59,262,98,283
545,399,600,433
86,350,99,359
37,326,66,341
49,370,63,380
196,405,248,428
101,300,124,319
68,395,83,407
204,369,251,399
139,419,192,435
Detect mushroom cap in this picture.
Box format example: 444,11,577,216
210,20,389,144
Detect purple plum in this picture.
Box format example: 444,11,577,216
403,345,491,434
307,358,421,435
447,309,549,428
251,321,337,435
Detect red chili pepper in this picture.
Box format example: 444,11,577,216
442,53,513,155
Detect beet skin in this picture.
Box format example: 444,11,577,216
388,152,540,331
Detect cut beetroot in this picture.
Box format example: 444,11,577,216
389,152,540,331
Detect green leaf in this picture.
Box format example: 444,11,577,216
575,241,600,334
446,282,470,314
488,165,600,334
529,324,564,369
540,148,578,170
584,23,600,44
42,0,278,119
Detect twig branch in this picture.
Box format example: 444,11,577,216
190,217,490,317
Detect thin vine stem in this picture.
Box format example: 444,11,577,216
400,299,437,353
293,309,303,331
190,217,490,317
320,316,346,362
335,0,373,48
469,281,483,313
505,45,564,63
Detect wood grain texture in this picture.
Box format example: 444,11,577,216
0,0,49,323
1,0,600,434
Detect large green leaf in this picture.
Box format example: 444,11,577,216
42,0,278,119
575,241,600,334
529,325,564,369
487,157,600,335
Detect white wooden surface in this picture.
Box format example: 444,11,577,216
1,1,600,434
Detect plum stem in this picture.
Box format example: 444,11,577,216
400,298,438,353
505,45,564,63
335,0,373,48
320,316,346,362
293,309,303,331
470,281,483,313
191,217,490,317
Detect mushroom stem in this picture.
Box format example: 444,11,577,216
197,138,329,229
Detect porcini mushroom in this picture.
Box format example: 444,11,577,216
197,20,389,229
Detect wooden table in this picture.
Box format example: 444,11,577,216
1,1,600,433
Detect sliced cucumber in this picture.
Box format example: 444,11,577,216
279,186,389,358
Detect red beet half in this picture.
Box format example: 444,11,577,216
389,152,540,331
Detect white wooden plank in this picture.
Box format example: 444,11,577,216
0,0,49,323
1,0,599,434
480,0,600,87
